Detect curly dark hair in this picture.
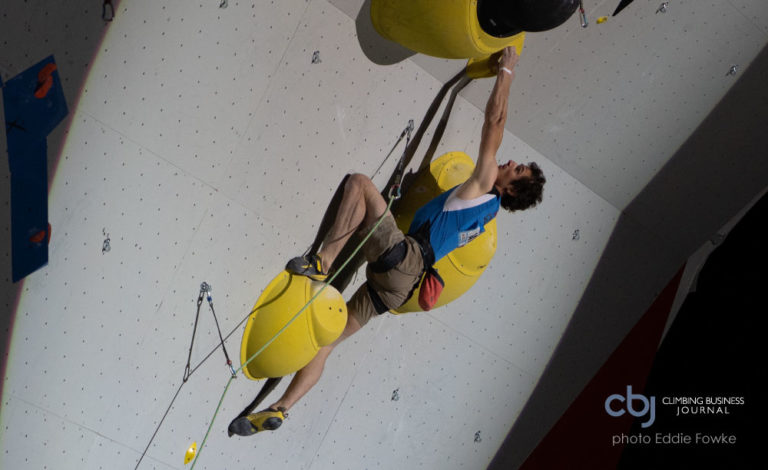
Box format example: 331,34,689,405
500,162,545,212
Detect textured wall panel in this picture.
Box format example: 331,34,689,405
3,1,764,469
0,396,97,469
730,0,768,33
309,314,538,470
220,1,483,232
78,0,311,186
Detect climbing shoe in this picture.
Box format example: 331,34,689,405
228,407,286,437
286,253,327,281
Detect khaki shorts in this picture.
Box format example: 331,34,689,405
348,212,424,327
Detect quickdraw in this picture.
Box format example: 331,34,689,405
136,282,237,469
388,120,413,200
370,119,414,201
183,282,236,382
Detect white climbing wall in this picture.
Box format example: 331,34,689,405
1,1,766,470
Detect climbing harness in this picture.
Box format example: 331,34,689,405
371,119,413,185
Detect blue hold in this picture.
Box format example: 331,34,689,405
2,55,68,282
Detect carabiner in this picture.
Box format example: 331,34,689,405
388,183,402,200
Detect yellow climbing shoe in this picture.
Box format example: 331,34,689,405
286,254,327,281
228,408,285,436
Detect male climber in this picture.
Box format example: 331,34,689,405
241,46,546,433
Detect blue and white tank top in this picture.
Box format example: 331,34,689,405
407,185,500,264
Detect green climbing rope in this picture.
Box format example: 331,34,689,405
189,194,397,468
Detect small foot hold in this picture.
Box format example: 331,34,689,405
184,442,196,465
228,407,285,437
29,223,51,245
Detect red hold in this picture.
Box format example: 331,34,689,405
34,63,58,99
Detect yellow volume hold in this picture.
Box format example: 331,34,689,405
240,271,347,380
371,0,525,59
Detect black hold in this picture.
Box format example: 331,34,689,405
612,0,635,16
102,0,114,21
477,0,580,38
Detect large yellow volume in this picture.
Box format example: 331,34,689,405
370,0,525,60
240,271,347,380
393,151,497,313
